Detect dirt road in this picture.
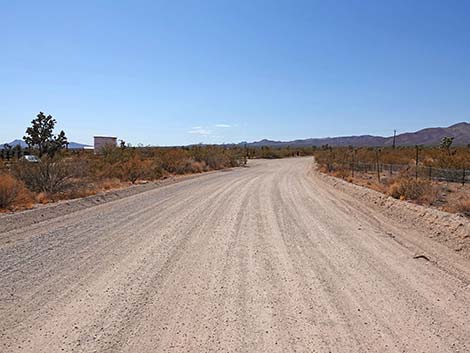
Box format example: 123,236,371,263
1,158,470,353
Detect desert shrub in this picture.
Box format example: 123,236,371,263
148,160,165,179
119,157,154,183
157,149,192,174
332,168,350,179
90,147,166,182
455,199,470,216
189,145,242,169
92,161,121,180
190,161,206,173
388,178,438,204
313,146,470,171
36,192,49,204
13,158,74,193
446,197,470,217
100,178,122,190
51,187,98,202
100,145,128,164
317,165,329,173
0,174,22,208
0,174,33,209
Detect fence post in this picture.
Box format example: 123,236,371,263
327,148,332,173
463,169,466,186
415,145,419,180
428,166,432,180
351,149,356,177
375,149,381,183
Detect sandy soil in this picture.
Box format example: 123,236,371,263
1,157,470,353
317,169,470,259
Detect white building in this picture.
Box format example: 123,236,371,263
94,136,117,154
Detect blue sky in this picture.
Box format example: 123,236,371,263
2,0,469,146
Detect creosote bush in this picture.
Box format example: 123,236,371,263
119,157,154,183
0,144,314,210
388,178,438,204
0,174,33,210
12,158,74,193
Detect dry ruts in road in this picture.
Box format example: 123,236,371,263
1,158,470,352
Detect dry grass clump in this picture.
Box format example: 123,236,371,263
444,197,470,217
0,174,34,210
52,188,99,202
453,199,470,216
388,178,439,204
100,178,122,191
318,165,329,174
35,192,50,204
332,168,350,179
366,181,388,193
190,161,206,173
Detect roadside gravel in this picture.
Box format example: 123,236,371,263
1,157,469,353
315,168,470,259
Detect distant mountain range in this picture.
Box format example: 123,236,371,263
1,139,91,150
243,122,470,148
3,122,469,150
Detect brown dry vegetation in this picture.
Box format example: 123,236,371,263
387,178,439,204
314,145,470,169
314,146,470,217
0,145,314,211
0,146,239,211
0,174,34,211
443,194,470,216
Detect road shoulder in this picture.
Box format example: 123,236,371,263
310,166,470,261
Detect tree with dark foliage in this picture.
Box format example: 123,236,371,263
23,112,68,157
440,136,454,156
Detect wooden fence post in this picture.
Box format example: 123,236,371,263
375,149,381,183
415,145,419,180
351,149,356,177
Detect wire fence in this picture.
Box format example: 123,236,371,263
329,161,469,185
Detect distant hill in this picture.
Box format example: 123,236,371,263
1,139,92,150
3,139,29,149
244,122,470,148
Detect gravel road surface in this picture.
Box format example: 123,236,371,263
1,157,470,353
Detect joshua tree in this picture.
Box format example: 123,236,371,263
440,136,454,156
24,112,68,157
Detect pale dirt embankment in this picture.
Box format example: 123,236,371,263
314,167,470,259
1,157,470,353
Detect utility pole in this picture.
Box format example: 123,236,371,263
392,129,396,150
244,143,248,165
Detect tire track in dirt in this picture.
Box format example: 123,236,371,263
1,157,470,353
